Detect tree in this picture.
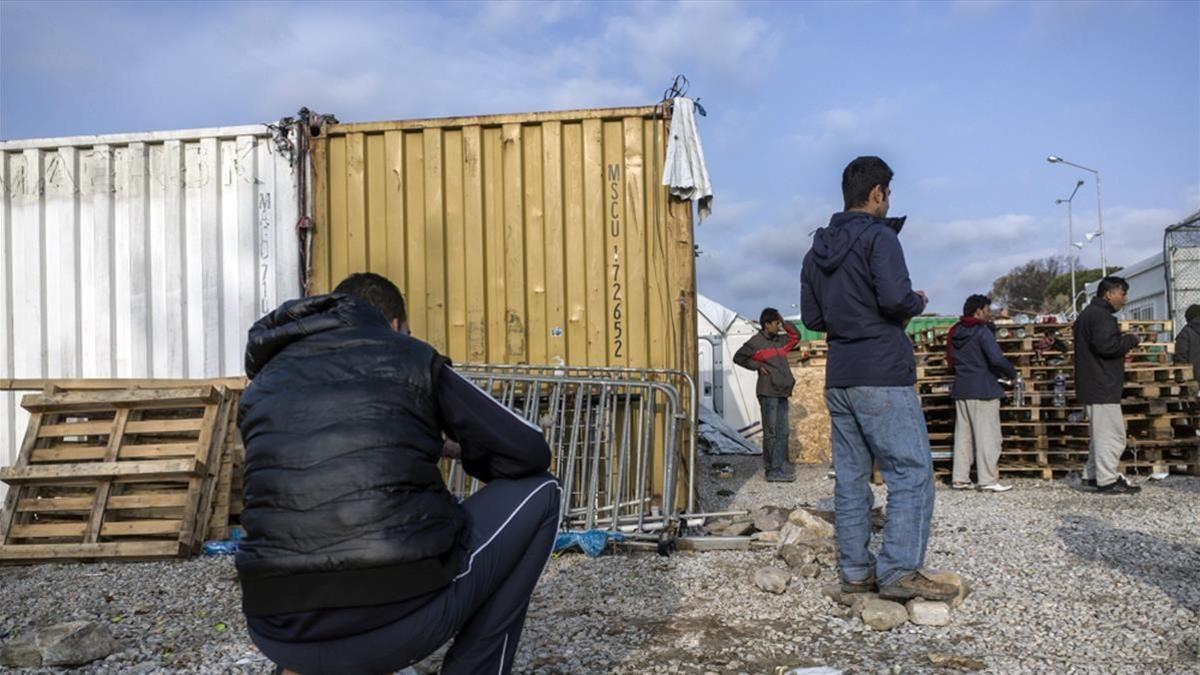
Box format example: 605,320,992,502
1043,266,1121,313
989,256,1072,312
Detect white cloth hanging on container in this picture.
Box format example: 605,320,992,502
662,97,713,222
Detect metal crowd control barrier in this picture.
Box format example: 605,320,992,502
455,363,698,515
445,366,694,533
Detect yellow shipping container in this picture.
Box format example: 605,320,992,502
309,105,697,381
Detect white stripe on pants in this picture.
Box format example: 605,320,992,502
952,399,1002,486
1085,403,1126,486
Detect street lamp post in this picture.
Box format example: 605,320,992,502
1047,155,1106,276
1057,179,1085,317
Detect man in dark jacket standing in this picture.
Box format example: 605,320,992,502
237,273,561,674
948,294,1016,492
734,307,799,481
1172,304,1200,383
1074,276,1141,494
801,156,956,602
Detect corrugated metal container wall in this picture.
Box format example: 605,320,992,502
308,106,697,379
0,126,300,494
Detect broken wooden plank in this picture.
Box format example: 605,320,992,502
20,386,220,412
1,378,246,392
0,459,200,484
0,541,185,562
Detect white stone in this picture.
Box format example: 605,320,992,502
907,600,951,627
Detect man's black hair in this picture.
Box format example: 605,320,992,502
1186,304,1200,323
962,294,991,317
842,156,894,211
759,307,783,325
1096,276,1129,298
334,272,407,324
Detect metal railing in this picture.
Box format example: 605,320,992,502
455,363,698,514
446,366,693,533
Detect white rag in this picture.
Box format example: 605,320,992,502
661,97,713,222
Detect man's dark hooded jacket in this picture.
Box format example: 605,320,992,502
1173,315,1200,382
801,211,926,388
947,318,1016,400
1073,295,1138,405
235,294,466,617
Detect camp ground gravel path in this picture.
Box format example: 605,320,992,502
2,459,1198,674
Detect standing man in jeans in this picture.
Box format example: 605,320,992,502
734,308,800,481
801,156,956,602
1074,276,1141,494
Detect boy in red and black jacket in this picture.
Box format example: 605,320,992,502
734,307,799,481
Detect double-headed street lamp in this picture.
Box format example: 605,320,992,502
1057,179,1085,317
1047,155,1106,276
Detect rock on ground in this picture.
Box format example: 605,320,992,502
778,544,816,569
906,600,951,627
860,599,909,631
752,506,790,532
754,566,791,594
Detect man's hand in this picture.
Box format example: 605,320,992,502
442,439,462,460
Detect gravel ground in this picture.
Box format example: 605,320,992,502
2,459,1198,674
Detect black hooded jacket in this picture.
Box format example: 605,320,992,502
800,211,926,387
236,294,466,616
1073,296,1138,405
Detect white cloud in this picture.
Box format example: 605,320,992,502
908,213,1035,247
602,1,782,86
789,97,906,150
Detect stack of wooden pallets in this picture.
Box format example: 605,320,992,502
0,383,245,563
792,339,829,368
915,320,1199,479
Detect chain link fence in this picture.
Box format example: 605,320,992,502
1164,210,1200,335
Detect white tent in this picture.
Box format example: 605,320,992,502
696,294,763,445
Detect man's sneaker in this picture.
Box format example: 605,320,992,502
840,575,877,594
1096,480,1141,495
878,570,959,602
1082,478,1097,488
951,482,974,490
977,483,1013,493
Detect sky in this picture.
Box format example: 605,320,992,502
2,0,1198,319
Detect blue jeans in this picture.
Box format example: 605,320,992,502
825,387,935,587
758,395,792,476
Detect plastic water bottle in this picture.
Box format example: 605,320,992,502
1053,371,1067,407
1013,375,1026,407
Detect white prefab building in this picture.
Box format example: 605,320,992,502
696,294,763,441
0,126,303,494
1083,251,1169,322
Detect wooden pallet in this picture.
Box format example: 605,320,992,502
0,387,234,563
916,318,1199,480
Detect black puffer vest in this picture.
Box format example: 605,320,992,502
235,294,466,616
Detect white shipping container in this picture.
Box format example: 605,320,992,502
0,125,301,493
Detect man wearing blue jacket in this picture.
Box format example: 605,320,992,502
801,156,956,602
947,294,1017,492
